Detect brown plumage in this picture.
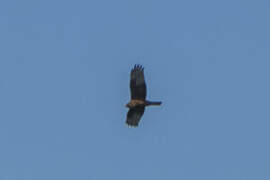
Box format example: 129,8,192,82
126,64,162,127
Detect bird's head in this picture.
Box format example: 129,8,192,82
125,102,131,108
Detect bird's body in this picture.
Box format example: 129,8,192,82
126,99,162,108
126,99,145,108
125,64,162,127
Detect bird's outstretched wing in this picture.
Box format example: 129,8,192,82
130,64,146,100
126,106,145,127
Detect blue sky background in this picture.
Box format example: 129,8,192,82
1,0,270,179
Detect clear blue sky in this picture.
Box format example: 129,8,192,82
1,0,270,179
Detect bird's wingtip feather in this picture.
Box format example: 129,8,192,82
125,122,138,128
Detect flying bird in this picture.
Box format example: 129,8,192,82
126,64,162,127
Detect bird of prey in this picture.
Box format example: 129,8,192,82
126,64,162,127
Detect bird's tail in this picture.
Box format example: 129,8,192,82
146,101,162,106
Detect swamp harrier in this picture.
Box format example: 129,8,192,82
126,64,162,127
